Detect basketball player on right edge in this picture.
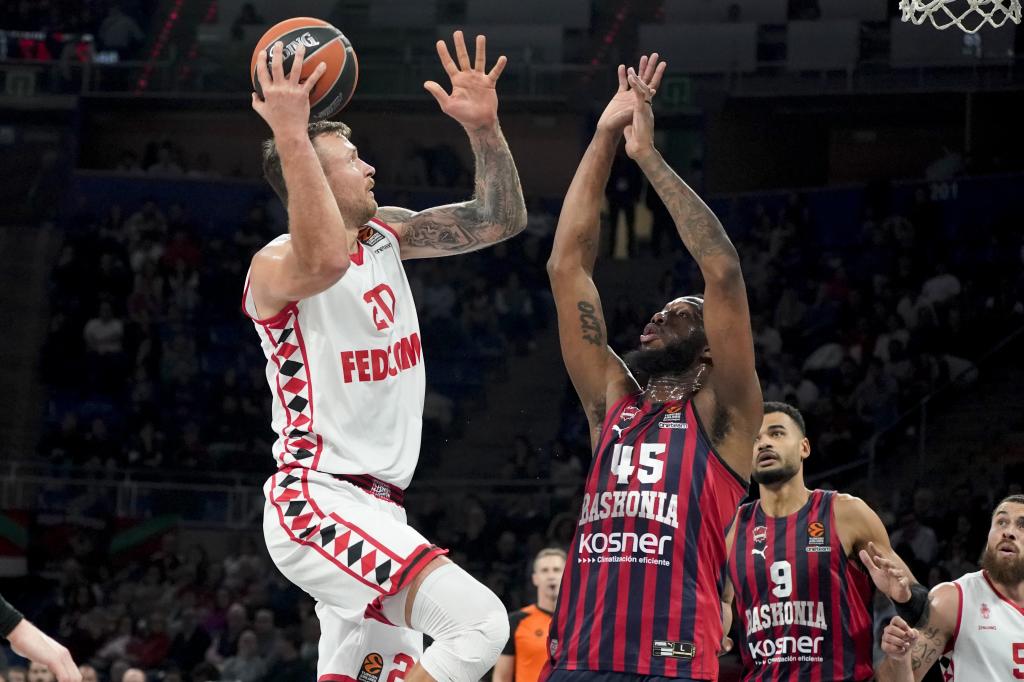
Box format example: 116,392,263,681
721,402,926,681
545,57,762,680
877,494,1024,681
247,32,526,682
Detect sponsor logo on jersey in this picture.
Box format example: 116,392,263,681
657,420,687,429
578,490,679,529
612,424,625,439
374,242,393,254
358,227,385,247
745,600,828,636
363,283,396,331
577,530,671,565
662,405,683,422
357,653,383,682
747,634,825,663
340,332,422,383
751,546,767,560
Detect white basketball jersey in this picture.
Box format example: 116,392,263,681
243,219,424,488
939,570,1024,681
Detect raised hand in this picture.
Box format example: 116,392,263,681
251,41,326,137
596,54,667,135
623,66,658,161
860,541,913,603
880,616,918,661
425,31,507,131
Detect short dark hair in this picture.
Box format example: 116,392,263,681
261,120,351,204
996,494,1024,513
763,401,806,435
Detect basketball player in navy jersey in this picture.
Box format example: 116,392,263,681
544,57,762,681
721,402,924,682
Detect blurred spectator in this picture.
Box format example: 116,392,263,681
606,152,642,258
78,667,97,682
98,5,144,58
121,670,145,682
8,667,26,682
263,628,313,682
890,512,939,572
219,631,265,682
231,3,265,41
26,662,53,682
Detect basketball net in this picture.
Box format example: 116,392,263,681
899,0,1021,32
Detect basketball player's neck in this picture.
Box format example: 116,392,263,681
759,475,810,517
537,590,556,612
990,575,1024,606
643,365,706,404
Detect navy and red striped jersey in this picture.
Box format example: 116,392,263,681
728,489,874,682
548,394,747,680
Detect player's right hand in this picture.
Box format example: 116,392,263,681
880,616,918,661
623,67,658,161
7,620,81,682
595,54,666,136
251,41,326,138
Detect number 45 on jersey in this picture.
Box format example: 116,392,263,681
610,444,667,486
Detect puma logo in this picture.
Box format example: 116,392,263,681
751,547,767,560
612,424,624,439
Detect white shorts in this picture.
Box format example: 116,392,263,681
263,467,447,682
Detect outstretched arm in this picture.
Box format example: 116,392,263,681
876,583,959,682
376,32,526,259
548,57,664,448
624,70,761,476
835,495,920,602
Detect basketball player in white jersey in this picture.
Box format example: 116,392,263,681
246,32,526,682
876,494,1024,681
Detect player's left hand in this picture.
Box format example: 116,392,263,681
719,635,734,656
860,541,912,603
425,31,507,131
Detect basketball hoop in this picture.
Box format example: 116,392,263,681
899,0,1022,33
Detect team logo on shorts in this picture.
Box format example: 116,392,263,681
358,652,384,682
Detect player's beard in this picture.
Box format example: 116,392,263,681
751,457,801,486
624,332,706,380
979,544,1024,585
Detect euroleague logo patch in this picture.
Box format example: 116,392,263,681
357,653,384,682
358,226,385,247
805,521,831,552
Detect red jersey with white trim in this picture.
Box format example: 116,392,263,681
939,570,1024,681
243,219,424,488
547,394,747,680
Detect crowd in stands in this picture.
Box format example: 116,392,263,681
0,1,151,59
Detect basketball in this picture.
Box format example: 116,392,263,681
250,17,358,121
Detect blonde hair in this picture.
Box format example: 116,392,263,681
533,547,567,571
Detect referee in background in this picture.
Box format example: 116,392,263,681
1,594,80,682
493,548,566,682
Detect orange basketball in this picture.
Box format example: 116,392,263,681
250,17,358,120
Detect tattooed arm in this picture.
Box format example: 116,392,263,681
547,59,663,449
876,582,958,682
623,69,761,478
375,124,526,260
375,31,526,259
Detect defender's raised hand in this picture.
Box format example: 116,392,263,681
251,41,326,137
623,67,658,161
425,31,507,130
596,54,667,135
860,541,913,604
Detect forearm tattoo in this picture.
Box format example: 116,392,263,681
640,155,736,263
385,126,526,254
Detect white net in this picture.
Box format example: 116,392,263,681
899,0,1022,32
